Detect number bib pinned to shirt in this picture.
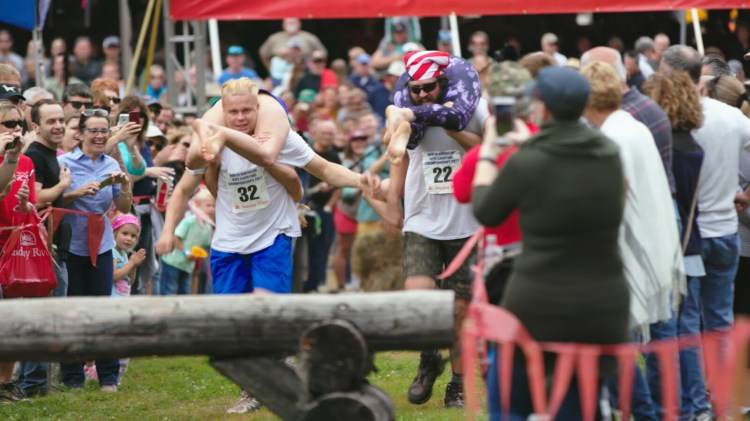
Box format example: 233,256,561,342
227,167,271,213
423,150,460,194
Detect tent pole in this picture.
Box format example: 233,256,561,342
142,0,163,96
449,12,461,58
125,0,156,96
119,0,134,93
33,0,43,87
679,11,686,46
690,9,704,55
209,19,222,83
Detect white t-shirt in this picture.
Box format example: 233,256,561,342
693,97,750,238
212,131,314,254
402,98,488,240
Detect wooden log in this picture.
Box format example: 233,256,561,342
210,357,308,421
301,384,396,421
0,291,454,361
299,319,371,396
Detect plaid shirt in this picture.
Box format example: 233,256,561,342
622,87,676,195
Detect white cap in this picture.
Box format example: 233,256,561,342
145,124,165,139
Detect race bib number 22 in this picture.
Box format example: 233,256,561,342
423,150,460,194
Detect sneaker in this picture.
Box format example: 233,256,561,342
84,365,98,381
444,381,465,408
407,350,445,405
100,385,118,393
0,382,28,403
226,391,262,414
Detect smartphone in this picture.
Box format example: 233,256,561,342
99,176,114,188
117,114,129,126
4,136,19,151
128,110,141,125
492,96,516,136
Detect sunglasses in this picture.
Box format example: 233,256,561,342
0,119,23,129
81,108,109,117
311,58,326,63
69,100,94,110
82,128,111,135
108,96,121,104
408,81,438,95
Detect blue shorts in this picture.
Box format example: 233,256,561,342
210,234,293,294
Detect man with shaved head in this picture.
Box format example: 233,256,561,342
581,46,677,421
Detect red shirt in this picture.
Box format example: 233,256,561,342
452,122,539,246
0,155,38,248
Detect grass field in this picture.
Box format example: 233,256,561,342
0,352,486,420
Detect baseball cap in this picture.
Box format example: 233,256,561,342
286,37,303,49
145,124,165,139
437,30,452,44
487,61,532,98
386,61,406,77
227,45,245,55
0,83,23,101
297,89,317,103
355,53,371,65
102,36,120,49
526,67,590,121
402,42,422,53
541,33,559,45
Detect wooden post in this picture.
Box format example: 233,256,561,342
0,291,454,362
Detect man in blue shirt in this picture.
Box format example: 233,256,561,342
348,53,390,122
218,46,260,86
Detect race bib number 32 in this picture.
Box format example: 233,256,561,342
423,150,460,194
227,168,271,213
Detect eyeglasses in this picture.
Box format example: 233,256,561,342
108,96,121,104
0,119,23,129
408,81,438,95
69,101,94,110
311,58,326,64
81,108,109,117
82,128,111,135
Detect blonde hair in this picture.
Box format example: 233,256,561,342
221,77,259,98
0,100,22,122
193,186,213,203
580,62,622,112
0,64,21,85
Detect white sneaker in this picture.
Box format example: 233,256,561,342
226,391,261,413
100,385,118,393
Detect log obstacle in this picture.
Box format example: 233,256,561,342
0,291,455,421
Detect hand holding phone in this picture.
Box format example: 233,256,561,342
4,135,20,151
117,114,129,126
492,96,517,136
98,176,114,189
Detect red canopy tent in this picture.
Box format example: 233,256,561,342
170,0,743,21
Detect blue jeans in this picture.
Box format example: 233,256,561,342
304,209,334,292
61,251,120,387
18,254,69,394
487,348,604,420
678,233,739,417
644,316,681,420
159,261,191,295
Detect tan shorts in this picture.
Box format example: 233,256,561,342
403,232,476,300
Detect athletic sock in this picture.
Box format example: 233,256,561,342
451,371,463,384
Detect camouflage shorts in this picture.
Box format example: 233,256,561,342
402,232,476,300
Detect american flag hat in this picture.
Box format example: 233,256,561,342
404,50,450,81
